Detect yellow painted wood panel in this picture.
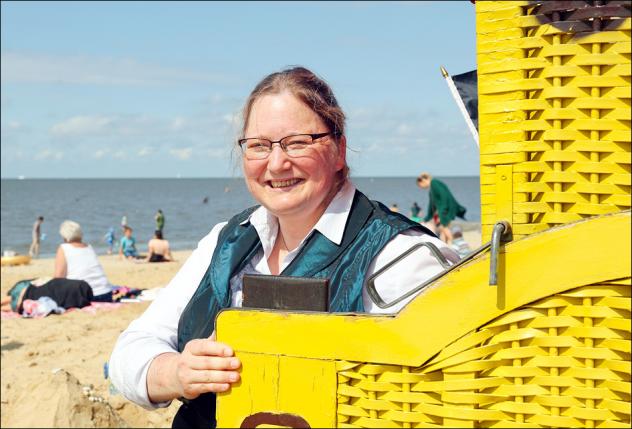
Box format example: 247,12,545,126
217,354,337,428
217,352,279,428
278,357,337,428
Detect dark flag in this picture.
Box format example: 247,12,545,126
451,69,478,131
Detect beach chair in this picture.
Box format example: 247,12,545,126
216,2,631,427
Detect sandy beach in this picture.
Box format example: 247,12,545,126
0,229,481,428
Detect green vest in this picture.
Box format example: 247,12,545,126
173,190,432,428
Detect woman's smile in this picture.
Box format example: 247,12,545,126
267,178,304,189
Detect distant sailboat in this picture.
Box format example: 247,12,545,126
17,175,25,180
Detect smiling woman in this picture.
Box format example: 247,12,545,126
108,66,460,428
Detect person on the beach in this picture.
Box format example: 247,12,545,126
120,215,128,232
146,230,173,263
55,220,116,302
119,226,139,260
416,172,467,245
29,216,44,258
109,66,458,428
104,227,116,255
1,277,94,314
155,209,165,233
410,201,421,221
389,203,399,213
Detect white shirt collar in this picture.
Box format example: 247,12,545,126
240,180,356,257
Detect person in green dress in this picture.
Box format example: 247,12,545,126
416,172,466,244
154,209,165,233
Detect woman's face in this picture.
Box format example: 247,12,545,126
417,178,430,189
242,91,346,223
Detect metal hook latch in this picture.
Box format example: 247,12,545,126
366,242,453,309
489,220,513,286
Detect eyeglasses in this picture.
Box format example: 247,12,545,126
238,132,339,160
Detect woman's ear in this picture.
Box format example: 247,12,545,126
335,134,347,171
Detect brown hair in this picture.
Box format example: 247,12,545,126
417,172,431,182
240,66,349,183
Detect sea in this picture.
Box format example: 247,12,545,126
1,177,480,258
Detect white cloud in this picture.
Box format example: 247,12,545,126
396,123,412,136
1,120,29,137
49,114,168,138
93,149,109,159
51,111,238,140
205,148,227,158
137,147,153,157
169,148,193,160
42,111,247,167
50,115,112,137
222,113,237,124
34,149,64,160
171,117,187,131
343,103,479,176
1,52,235,86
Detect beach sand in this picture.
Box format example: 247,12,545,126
0,228,481,428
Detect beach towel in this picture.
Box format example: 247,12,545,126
1,300,123,319
67,302,123,315
111,286,144,301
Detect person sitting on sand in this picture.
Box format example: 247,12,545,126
55,220,115,302
119,226,139,260
146,230,173,263
1,277,93,313
109,66,459,428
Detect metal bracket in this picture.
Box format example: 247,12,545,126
366,221,514,309
366,241,480,309
489,221,513,286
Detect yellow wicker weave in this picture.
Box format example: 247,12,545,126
336,279,631,428
477,1,631,241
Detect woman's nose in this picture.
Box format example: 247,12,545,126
267,145,291,171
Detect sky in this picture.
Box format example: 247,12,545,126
1,1,479,179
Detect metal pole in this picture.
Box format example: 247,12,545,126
440,65,479,147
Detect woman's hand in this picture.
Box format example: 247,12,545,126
175,335,241,399
147,333,241,403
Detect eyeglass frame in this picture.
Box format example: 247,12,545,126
237,131,341,159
